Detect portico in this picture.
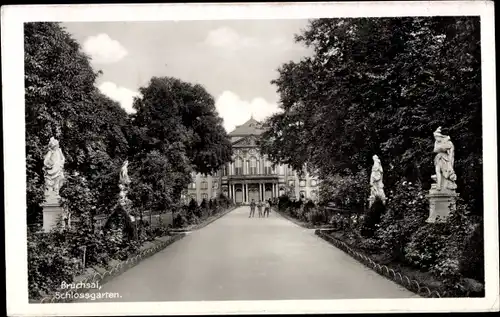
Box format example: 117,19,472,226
226,178,282,204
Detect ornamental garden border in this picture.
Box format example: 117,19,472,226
315,229,451,298
34,233,187,304
35,205,237,303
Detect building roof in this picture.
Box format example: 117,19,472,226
228,116,265,137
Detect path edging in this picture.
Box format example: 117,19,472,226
36,233,187,304
315,229,447,298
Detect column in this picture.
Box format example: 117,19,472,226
245,184,249,203
231,184,235,202
259,183,263,201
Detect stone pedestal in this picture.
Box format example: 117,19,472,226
42,201,64,232
426,187,459,223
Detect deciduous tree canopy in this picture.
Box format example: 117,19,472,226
260,17,482,212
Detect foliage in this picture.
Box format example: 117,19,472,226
319,170,368,210
27,231,82,299
25,22,129,224
374,180,428,261
459,221,484,282
26,23,234,301
260,17,482,215
404,224,448,270
361,197,386,237
128,151,175,213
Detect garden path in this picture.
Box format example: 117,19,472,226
79,206,418,301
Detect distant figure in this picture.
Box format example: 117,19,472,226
264,200,271,217
249,199,256,218
257,201,263,217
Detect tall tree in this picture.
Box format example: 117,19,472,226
25,22,130,223
261,17,482,212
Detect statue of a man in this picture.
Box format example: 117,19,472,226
369,154,386,205
119,160,131,186
43,137,65,198
431,127,457,191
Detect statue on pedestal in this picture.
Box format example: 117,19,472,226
369,155,386,207
431,127,457,191
427,127,459,223
43,137,66,202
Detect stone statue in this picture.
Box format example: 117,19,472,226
43,137,65,200
431,127,457,191
369,155,386,206
118,160,131,207
119,160,131,186
426,127,459,223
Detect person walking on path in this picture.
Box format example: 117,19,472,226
249,199,256,218
257,200,263,218
264,200,271,218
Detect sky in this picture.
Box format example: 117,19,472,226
62,20,312,133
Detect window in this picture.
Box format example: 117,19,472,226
310,179,317,187
299,180,306,187
299,191,306,199
279,165,285,175
189,182,196,189
213,182,219,189
201,193,208,199
201,181,208,190
249,157,257,175
235,158,243,175
265,161,272,175
288,180,295,187
311,190,318,199
190,194,197,201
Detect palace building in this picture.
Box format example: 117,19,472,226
185,116,319,204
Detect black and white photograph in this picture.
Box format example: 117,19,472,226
3,2,498,316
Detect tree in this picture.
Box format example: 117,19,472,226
128,77,232,206
261,17,482,213
25,22,130,223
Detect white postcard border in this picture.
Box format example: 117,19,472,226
2,1,498,316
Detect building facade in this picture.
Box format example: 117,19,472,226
186,116,319,204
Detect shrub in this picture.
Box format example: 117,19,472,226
27,231,81,300
374,180,428,261
404,224,448,270
308,208,327,225
459,222,484,282
319,170,368,210
187,198,201,219
361,197,386,238
173,211,188,228
278,195,292,211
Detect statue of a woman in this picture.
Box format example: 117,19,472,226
43,137,65,198
432,127,457,191
369,155,386,206
119,160,131,186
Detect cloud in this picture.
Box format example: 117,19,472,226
215,91,280,133
83,33,128,64
204,27,259,50
98,81,141,114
